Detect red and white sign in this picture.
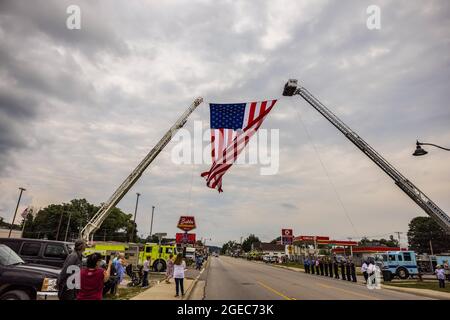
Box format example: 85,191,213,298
177,216,196,231
176,233,196,244
295,235,330,242
281,229,293,245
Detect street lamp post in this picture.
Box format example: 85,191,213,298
149,205,155,239
130,192,141,243
9,187,26,238
64,211,73,242
413,140,450,156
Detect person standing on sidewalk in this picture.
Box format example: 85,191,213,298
173,254,186,297
350,258,357,282
77,253,112,300
142,256,151,288
304,257,310,274
311,257,315,275
443,260,449,281
318,258,324,276
57,239,85,300
345,258,352,281
165,254,174,284
435,265,446,288
340,258,346,281
361,260,368,284
333,256,339,279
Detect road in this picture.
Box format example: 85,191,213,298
202,256,431,300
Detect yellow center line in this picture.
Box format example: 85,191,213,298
257,281,296,300
317,283,380,300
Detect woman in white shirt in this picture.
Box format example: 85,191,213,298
173,254,186,297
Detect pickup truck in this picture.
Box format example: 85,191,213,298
0,244,59,300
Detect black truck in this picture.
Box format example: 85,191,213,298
0,244,59,300
0,238,73,268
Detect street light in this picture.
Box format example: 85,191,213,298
130,192,141,243
413,140,450,156
9,187,26,238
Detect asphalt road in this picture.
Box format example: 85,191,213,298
203,256,431,300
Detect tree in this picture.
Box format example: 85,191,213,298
407,216,450,254
22,199,137,242
358,235,398,247
270,236,281,244
242,234,260,252
221,240,238,254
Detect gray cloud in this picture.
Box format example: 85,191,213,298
0,0,449,246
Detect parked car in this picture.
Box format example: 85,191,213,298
0,238,73,268
0,244,59,300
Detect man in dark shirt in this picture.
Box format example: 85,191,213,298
350,258,357,282
345,258,352,281
340,258,346,280
57,239,85,300
333,257,340,279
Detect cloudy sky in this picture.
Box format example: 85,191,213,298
0,0,449,246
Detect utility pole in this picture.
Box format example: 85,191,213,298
55,210,65,241
130,192,141,243
9,187,26,238
64,210,73,242
149,205,155,239
394,231,403,248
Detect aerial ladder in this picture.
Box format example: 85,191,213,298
283,79,450,233
81,97,204,242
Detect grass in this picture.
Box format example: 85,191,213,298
106,286,147,300
105,273,166,300
385,281,450,294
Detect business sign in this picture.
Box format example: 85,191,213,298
177,216,196,231
281,228,293,245
295,235,330,242
176,233,196,244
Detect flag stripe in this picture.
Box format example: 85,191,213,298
202,99,277,192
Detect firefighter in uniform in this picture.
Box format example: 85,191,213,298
350,258,357,282
340,258,346,280
328,257,334,278
319,257,324,276
345,258,352,281
333,256,340,279
324,257,329,277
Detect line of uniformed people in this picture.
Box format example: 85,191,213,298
303,256,357,282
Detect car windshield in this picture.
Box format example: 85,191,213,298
0,245,25,266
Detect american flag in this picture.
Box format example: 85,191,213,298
201,100,277,192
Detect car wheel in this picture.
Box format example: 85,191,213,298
0,290,31,300
153,260,167,272
396,267,409,280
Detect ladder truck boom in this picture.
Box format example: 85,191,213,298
283,79,450,232
81,97,204,242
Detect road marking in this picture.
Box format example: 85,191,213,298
317,283,380,300
257,281,296,300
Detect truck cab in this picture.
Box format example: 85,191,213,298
375,251,418,280
139,243,177,272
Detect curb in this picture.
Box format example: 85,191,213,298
381,284,450,300
183,258,210,300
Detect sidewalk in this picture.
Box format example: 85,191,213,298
131,262,208,300
131,278,195,300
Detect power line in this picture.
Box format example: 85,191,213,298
293,102,359,238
